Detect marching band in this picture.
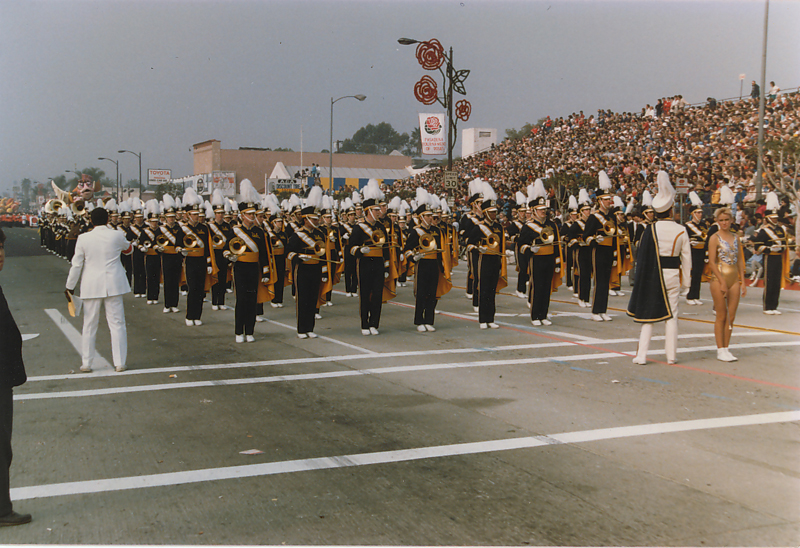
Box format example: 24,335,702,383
36,172,794,347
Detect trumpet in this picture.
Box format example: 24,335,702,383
539,226,555,245
211,233,225,247
229,237,247,256
183,233,201,249
602,219,617,237
482,233,502,255
155,234,170,247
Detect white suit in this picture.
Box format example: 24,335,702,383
66,225,133,371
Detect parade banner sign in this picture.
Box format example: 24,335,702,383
148,169,171,186
419,113,446,155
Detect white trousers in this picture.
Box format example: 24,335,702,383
82,295,127,369
635,269,681,363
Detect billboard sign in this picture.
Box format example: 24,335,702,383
148,169,171,186
211,171,236,197
419,113,446,155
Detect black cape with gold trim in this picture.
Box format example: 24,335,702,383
626,224,672,323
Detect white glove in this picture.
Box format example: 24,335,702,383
360,246,370,254
479,246,488,254
180,249,189,257
531,246,540,254
138,246,147,253
301,254,314,263
329,233,336,241
207,266,212,274
413,253,424,262
261,277,269,284
227,254,238,263
771,245,782,252
155,246,165,253
596,236,605,244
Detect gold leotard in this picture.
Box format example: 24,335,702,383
712,235,740,287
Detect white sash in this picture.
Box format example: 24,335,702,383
181,224,205,248
233,226,259,252
159,225,177,245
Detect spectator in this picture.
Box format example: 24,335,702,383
751,81,760,102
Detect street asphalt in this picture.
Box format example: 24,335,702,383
0,226,798,546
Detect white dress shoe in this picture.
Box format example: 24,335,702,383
275,303,283,308
694,300,702,305
578,301,587,308
115,366,126,372
219,305,229,310
417,325,426,332
632,357,646,365
717,348,736,362
211,305,219,311
194,320,203,326
773,310,782,315
185,319,194,326
270,302,279,308
315,313,322,320
573,293,579,298
297,333,308,339
488,322,500,329
171,307,179,313
369,327,379,335
723,348,738,361
255,316,265,322
246,335,255,343
308,332,318,339
235,334,245,343
473,306,479,312
479,323,488,329
591,314,603,322
615,291,624,296
465,293,472,299
541,319,552,326
361,329,371,336
531,319,542,326
608,290,617,296
601,313,612,321
325,301,333,307
80,365,92,373
163,307,171,313
424,324,436,332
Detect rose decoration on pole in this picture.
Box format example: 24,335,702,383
398,37,472,171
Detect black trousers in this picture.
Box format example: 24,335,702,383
294,262,322,334
565,245,575,288
577,247,592,302
161,254,183,308
233,261,259,336
467,249,478,296
132,249,147,295
121,253,133,285
687,247,705,300
414,259,439,325
530,254,555,321
0,387,13,516
477,254,501,324
763,253,783,311
185,256,206,321
272,254,286,304
516,246,529,293
357,256,384,329
344,254,358,294
211,250,229,306
591,246,613,314
145,254,161,301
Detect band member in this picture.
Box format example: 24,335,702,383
466,182,506,329
562,196,578,290
286,187,325,338
339,198,358,297
684,191,707,305
403,189,449,332
181,188,213,326
224,180,273,342
753,192,790,314
208,190,233,311
627,171,691,365
128,199,148,298
349,185,388,336
139,200,162,304
117,201,135,285
507,191,528,298
265,196,289,308
610,195,633,296
156,194,184,314
570,191,593,308
519,196,562,326
318,195,342,308
460,179,485,302
583,171,616,321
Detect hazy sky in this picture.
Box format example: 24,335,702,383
1,0,798,191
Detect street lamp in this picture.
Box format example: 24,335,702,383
329,94,367,192
98,157,120,201
398,37,471,172
118,150,142,197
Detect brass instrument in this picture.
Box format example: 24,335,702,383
183,233,201,249
602,219,617,237
229,237,247,256
140,240,153,251
370,231,386,247
155,234,170,247
539,226,555,245
211,233,225,247
415,233,440,254
483,233,502,255
271,235,283,248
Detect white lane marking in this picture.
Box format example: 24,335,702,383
12,410,800,502
265,319,376,354
24,331,784,382
17,341,800,401
22,334,39,341
43,309,112,371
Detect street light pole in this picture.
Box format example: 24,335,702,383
98,157,120,201
329,94,367,193
119,150,142,198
